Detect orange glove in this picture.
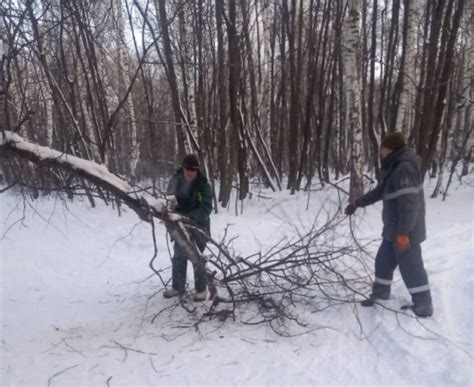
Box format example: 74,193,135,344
396,235,411,252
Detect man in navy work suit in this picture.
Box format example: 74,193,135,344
345,132,433,318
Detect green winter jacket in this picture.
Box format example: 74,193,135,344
355,146,426,244
167,169,213,235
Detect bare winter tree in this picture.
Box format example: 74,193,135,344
1,0,472,330
394,0,425,135
2,0,471,198
114,0,140,180
342,0,364,201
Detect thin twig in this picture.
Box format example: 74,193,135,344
47,364,79,387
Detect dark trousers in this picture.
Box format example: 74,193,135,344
372,240,431,303
171,243,207,292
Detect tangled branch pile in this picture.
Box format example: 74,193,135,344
2,131,375,330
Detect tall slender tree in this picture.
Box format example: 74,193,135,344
343,0,364,200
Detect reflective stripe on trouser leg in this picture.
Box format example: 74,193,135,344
395,243,430,295
371,240,397,298
407,284,430,294
374,240,398,285
375,277,392,285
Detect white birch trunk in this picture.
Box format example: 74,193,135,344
395,0,424,134
179,0,198,143
1,15,21,137
342,0,364,199
89,3,116,168
114,0,139,178
40,0,54,147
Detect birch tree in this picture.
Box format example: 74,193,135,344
39,0,54,147
178,0,198,141
395,0,425,134
342,0,364,200
114,0,140,179
215,0,232,206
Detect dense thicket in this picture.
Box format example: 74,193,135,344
1,0,472,205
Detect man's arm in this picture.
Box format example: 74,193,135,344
355,183,384,208
187,182,213,222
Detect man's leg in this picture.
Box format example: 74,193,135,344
192,242,207,300
396,243,433,317
373,240,398,297
164,244,187,298
361,240,397,306
193,263,207,293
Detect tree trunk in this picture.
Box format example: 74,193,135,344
343,0,364,200
155,0,190,158
114,0,139,179
228,0,249,200
421,0,465,175
216,0,232,206
395,0,424,134
178,0,199,147
367,0,380,177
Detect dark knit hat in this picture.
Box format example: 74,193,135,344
381,132,406,150
182,154,199,170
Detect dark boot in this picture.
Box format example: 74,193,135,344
411,291,433,318
360,282,391,307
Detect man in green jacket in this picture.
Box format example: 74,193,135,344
163,154,213,301
345,132,433,317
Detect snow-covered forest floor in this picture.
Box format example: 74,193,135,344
1,174,473,386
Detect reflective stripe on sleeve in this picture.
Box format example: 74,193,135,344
407,284,430,294
383,185,423,200
375,277,392,285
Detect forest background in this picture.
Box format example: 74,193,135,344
1,0,472,204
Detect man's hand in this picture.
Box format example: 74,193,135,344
164,196,178,212
344,202,358,216
396,235,411,252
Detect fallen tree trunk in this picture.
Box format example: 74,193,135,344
0,130,206,267
1,130,381,331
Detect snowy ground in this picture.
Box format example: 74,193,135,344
1,176,473,386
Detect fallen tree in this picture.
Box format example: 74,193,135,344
1,130,380,330
0,130,206,259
